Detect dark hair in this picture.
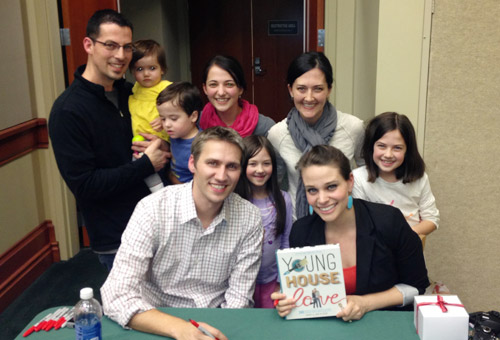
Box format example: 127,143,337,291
362,112,425,183
157,82,203,121
235,136,287,237
202,55,247,90
86,9,133,40
296,145,351,181
191,126,244,165
129,39,167,73
287,52,334,88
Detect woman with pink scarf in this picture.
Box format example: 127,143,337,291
200,55,275,137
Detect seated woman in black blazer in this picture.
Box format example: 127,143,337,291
271,145,429,322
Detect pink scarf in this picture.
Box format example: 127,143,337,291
200,99,259,137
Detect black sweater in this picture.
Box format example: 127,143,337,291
290,199,429,309
49,65,153,251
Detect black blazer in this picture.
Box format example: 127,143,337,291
290,199,429,299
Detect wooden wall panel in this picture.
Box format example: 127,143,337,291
0,221,60,313
0,119,48,167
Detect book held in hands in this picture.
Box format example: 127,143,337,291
276,244,347,320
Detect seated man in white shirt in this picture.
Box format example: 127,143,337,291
101,126,263,340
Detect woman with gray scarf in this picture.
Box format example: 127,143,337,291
267,52,364,219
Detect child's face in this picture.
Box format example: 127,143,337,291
132,54,163,88
158,101,198,139
373,129,407,181
246,148,272,189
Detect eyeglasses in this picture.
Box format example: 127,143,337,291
91,39,134,53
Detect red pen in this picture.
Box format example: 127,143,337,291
44,307,68,331
189,319,219,340
22,327,36,338
55,308,74,330
24,311,55,336
34,312,54,332
43,319,55,331
23,317,48,337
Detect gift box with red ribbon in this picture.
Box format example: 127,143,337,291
414,295,468,340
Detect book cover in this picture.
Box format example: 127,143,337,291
276,244,347,320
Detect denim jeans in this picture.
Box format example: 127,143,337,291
97,253,116,272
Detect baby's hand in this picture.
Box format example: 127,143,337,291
150,117,163,132
132,135,145,159
132,133,171,159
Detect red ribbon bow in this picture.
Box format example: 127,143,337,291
416,295,465,334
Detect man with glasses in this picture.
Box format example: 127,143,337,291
49,9,169,270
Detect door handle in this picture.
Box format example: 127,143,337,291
254,57,266,76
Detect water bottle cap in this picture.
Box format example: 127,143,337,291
80,287,94,300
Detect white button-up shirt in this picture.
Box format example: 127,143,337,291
101,182,263,327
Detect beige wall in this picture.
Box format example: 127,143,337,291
424,0,500,312
0,0,78,258
325,0,379,123
0,0,33,130
375,0,432,150
0,156,41,253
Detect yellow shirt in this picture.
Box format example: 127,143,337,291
129,80,172,141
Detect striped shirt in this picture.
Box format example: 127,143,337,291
101,182,263,327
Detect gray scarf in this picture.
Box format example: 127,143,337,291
287,101,337,218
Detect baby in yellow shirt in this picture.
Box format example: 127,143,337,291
129,39,172,142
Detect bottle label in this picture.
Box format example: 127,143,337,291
75,320,101,340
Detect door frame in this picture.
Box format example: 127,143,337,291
306,0,325,52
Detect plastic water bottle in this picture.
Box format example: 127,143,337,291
74,287,102,340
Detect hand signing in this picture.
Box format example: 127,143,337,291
177,321,227,340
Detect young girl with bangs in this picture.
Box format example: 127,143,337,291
235,135,293,308
352,112,439,237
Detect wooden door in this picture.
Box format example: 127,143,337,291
188,0,254,108
59,0,118,85
188,0,304,123
252,0,304,121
